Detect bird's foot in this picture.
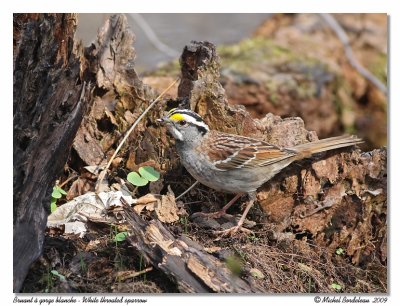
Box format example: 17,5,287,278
191,193,244,221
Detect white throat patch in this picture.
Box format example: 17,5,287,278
169,126,184,141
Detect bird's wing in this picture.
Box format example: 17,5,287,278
202,132,297,171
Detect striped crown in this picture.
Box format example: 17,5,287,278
166,109,209,135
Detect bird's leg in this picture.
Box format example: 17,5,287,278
214,193,256,236
195,193,244,219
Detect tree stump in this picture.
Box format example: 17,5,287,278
13,13,91,292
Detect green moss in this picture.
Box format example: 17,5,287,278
367,52,387,84
218,37,330,105
217,37,322,76
218,37,291,59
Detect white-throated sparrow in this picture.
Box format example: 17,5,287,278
158,108,363,235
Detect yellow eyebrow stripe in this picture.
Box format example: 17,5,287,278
169,113,185,121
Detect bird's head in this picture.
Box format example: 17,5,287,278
157,109,209,143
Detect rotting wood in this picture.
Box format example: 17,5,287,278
119,199,260,293
13,13,92,292
72,14,163,176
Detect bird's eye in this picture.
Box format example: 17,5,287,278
179,120,187,126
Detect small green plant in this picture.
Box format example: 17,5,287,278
248,233,259,242
110,225,118,240
114,231,128,242
225,255,243,276
127,166,160,187
50,270,66,282
110,226,128,270
44,267,54,293
331,283,342,291
179,216,189,234
79,252,87,275
50,184,67,213
335,247,345,255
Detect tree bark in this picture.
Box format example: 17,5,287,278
13,13,91,292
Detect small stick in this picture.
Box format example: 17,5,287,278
115,267,153,282
59,174,78,188
319,13,387,95
96,78,180,192
176,181,199,200
129,14,179,58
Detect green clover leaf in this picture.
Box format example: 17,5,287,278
127,172,148,186
138,166,160,182
114,231,128,242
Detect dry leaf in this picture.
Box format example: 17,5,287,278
133,203,155,215
155,193,179,223
136,193,158,205
47,191,135,237
85,240,101,252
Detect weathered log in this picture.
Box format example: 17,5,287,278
72,14,160,170
13,14,92,292
120,200,259,293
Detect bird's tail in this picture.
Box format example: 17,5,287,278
292,135,363,159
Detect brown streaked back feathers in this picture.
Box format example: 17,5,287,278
198,131,362,171
199,131,297,170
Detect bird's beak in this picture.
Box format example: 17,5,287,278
157,114,171,125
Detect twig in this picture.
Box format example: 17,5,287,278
319,13,387,95
59,173,78,188
182,201,203,206
95,77,180,192
115,267,153,282
176,181,199,200
129,13,180,58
